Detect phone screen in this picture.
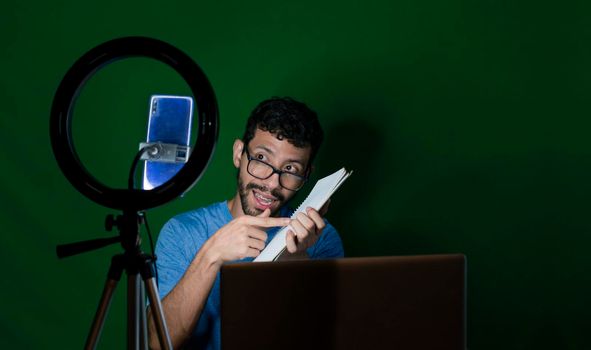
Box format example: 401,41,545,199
143,95,193,190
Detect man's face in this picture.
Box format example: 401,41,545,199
233,129,311,216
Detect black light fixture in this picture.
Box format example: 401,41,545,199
50,37,219,350
50,36,218,211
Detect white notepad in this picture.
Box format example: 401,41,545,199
253,167,353,262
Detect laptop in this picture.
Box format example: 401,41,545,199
221,254,466,350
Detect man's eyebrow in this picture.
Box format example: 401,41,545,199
285,158,306,166
253,145,275,155
253,145,306,166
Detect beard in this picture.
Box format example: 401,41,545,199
238,175,287,216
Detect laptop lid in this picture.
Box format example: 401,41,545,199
221,254,466,350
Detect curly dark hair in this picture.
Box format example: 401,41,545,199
242,97,324,166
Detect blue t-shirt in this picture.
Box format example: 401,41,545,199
155,201,344,350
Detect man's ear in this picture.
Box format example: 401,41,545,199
232,139,244,168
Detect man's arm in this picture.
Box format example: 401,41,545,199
147,238,219,349
148,210,290,349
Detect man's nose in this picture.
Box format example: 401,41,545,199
261,172,281,191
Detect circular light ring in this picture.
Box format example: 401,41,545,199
50,37,219,211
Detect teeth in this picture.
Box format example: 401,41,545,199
254,192,273,205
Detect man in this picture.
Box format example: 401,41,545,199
148,97,344,349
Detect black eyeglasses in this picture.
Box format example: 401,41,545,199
244,149,308,191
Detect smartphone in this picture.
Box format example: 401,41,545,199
142,95,193,190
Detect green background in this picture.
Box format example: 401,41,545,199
1,0,589,348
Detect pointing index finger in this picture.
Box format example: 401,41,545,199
248,216,291,227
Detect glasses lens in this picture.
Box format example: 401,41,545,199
280,173,305,191
248,159,273,179
247,155,305,191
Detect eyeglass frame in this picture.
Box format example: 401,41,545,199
243,148,309,191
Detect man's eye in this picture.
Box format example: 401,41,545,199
284,165,297,173
256,154,265,160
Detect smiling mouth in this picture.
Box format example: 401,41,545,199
253,190,277,209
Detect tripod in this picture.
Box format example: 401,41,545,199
57,211,173,350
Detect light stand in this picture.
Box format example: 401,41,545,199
57,211,172,350
50,37,219,349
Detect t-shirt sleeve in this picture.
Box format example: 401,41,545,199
155,216,206,300
307,219,344,259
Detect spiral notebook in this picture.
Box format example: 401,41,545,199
253,167,353,262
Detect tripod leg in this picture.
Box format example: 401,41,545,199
128,273,141,350
85,255,125,350
139,282,149,350
144,276,173,350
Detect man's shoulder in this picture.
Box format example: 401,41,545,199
162,201,230,237
172,201,228,224
157,201,230,254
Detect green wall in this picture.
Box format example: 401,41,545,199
1,0,590,348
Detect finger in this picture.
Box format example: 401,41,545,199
247,237,266,251
247,228,268,243
248,216,291,228
245,247,262,258
306,207,326,233
256,208,271,218
295,212,316,233
290,218,310,241
285,230,298,253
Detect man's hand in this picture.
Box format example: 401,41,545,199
285,202,329,254
148,210,287,349
204,209,290,266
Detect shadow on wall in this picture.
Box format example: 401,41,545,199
314,117,437,258
316,116,389,256
275,55,444,257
